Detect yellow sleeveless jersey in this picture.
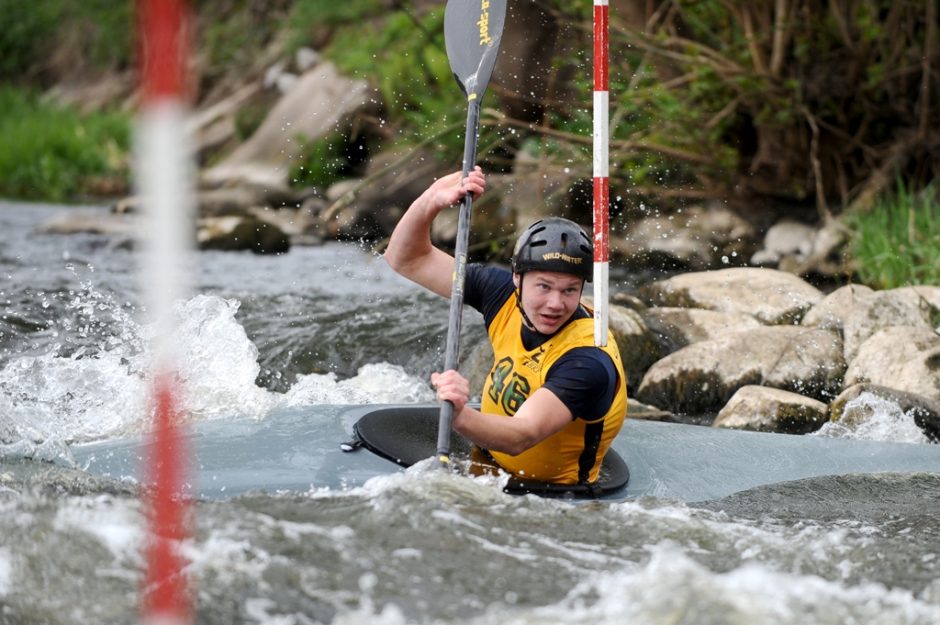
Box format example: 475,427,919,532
480,296,627,484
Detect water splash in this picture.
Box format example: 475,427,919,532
0,289,434,454
813,392,929,444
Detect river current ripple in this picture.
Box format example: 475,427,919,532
1,201,938,625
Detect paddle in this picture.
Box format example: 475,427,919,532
436,0,508,467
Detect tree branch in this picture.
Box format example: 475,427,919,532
801,106,831,222
918,0,936,140
739,5,769,75
492,113,718,167
769,0,791,77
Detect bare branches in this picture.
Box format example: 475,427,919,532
801,106,831,222
491,112,718,167
918,0,936,140
769,0,792,77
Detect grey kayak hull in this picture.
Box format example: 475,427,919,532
70,404,940,503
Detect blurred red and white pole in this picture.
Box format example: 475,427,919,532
136,1,194,623
593,0,610,346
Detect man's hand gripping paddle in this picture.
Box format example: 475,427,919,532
436,0,507,468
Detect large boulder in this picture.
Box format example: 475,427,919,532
641,307,761,355
801,283,875,333
713,386,828,434
844,326,940,402
196,215,290,254
606,304,663,392
203,62,375,189
37,211,136,237
842,286,940,362
636,326,845,414
640,267,824,325
318,148,455,241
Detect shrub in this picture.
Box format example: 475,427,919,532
0,88,131,202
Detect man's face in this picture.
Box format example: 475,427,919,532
513,270,584,334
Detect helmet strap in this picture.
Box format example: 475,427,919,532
514,274,538,331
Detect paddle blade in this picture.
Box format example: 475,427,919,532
444,0,508,99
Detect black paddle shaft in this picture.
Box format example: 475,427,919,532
436,99,480,458
436,0,507,461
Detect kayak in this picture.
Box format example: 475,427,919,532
70,404,940,503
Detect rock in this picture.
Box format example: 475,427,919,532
636,326,845,414
275,73,298,94
606,304,663,393
830,383,940,443
611,292,647,312
842,286,940,362
778,219,851,279
641,307,761,355
429,193,512,254
640,267,824,325
750,219,815,266
203,62,376,189
801,283,874,333
322,148,462,241
615,204,756,270
295,47,320,72
187,82,262,160
616,215,713,269
627,398,677,422
196,187,269,217
493,151,579,237
263,60,288,89
714,386,828,434
196,215,290,254
844,326,940,401
37,211,136,237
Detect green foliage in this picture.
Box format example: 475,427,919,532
846,182,940,289
289,0,383,28
234,100,272,141
331,9,465,151
0,88,131,202
199,0,292,84
289,133,352,189
291,4,476,161
0,0,132,81
0,1,64,80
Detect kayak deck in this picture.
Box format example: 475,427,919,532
68,403,940,503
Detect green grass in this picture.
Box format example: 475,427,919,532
0,0,132,81
0,88,131,202
847,181,940,289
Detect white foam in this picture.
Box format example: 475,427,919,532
281,363,434,407
305,542,940,625
53,496,143,564
0,291,434,451
814,392,930,444
0,547,10,596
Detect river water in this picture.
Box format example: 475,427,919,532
1,200,939,624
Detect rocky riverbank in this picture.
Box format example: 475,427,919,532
459,268,940,442
32,199,940,441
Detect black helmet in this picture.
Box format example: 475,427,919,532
511,217,593,282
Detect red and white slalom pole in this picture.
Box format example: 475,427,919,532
593,0,610,346
136,1,194,623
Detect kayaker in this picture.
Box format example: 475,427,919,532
384,167,627,486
